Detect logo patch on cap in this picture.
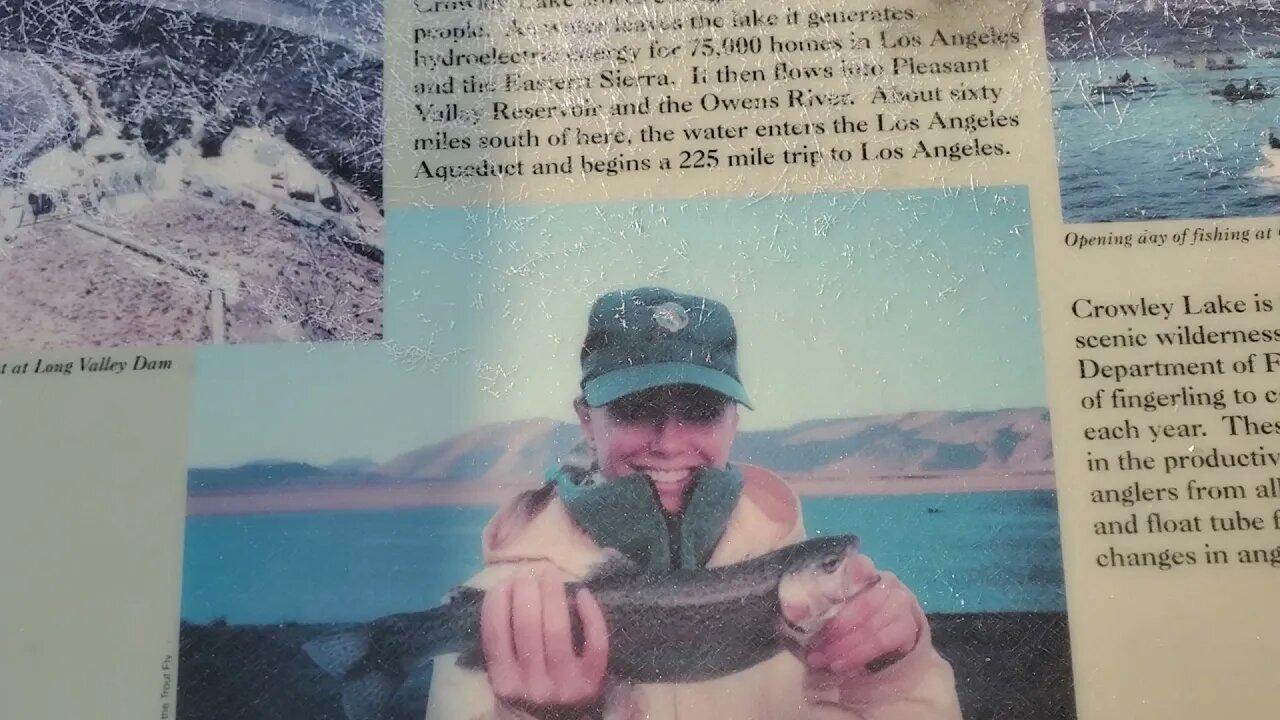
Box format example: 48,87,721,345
651,301,690,332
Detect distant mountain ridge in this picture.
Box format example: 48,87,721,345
189,408,1053,496
187,459,384,494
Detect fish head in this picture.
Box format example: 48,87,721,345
775,535,877,647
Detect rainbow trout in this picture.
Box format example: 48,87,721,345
304,534,875,720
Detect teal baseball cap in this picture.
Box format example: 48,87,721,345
579,287,752,409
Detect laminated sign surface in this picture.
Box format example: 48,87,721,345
1,1,1277,719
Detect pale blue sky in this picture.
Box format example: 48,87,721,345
189,187,1045,468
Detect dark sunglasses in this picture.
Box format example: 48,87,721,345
606,386,731,425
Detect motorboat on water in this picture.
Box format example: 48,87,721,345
1211,80,1275,102
1089,73,1158,99
1252,130,1280,181
1206,54,1248,70
1090,82,1157,99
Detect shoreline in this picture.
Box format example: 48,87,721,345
185,471,1056,516
176,611,1074,720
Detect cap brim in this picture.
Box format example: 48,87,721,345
583,361,752,409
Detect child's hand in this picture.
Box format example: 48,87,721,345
481,567,610,717
804,556,922,677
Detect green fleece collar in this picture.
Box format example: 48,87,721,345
551,464,743,574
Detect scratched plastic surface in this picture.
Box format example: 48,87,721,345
2,1,1082,719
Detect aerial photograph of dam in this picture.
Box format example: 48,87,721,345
0,0,384,349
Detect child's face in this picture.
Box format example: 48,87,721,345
576,385,739,515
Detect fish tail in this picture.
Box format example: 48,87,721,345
304,601,479,720
303,629,374,679
338,670,401,720
303,630,401,720
304,601,474,678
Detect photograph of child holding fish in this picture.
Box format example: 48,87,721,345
177,188,1073,720
403,285,961,720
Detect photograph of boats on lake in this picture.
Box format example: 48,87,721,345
1046,3,1280,222
177,188,1073,720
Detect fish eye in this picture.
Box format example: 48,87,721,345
820,554,842,573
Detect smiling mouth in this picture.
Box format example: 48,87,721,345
639,468,695,486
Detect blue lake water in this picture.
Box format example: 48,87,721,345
1053,57,1280,222
180,491,1066,625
